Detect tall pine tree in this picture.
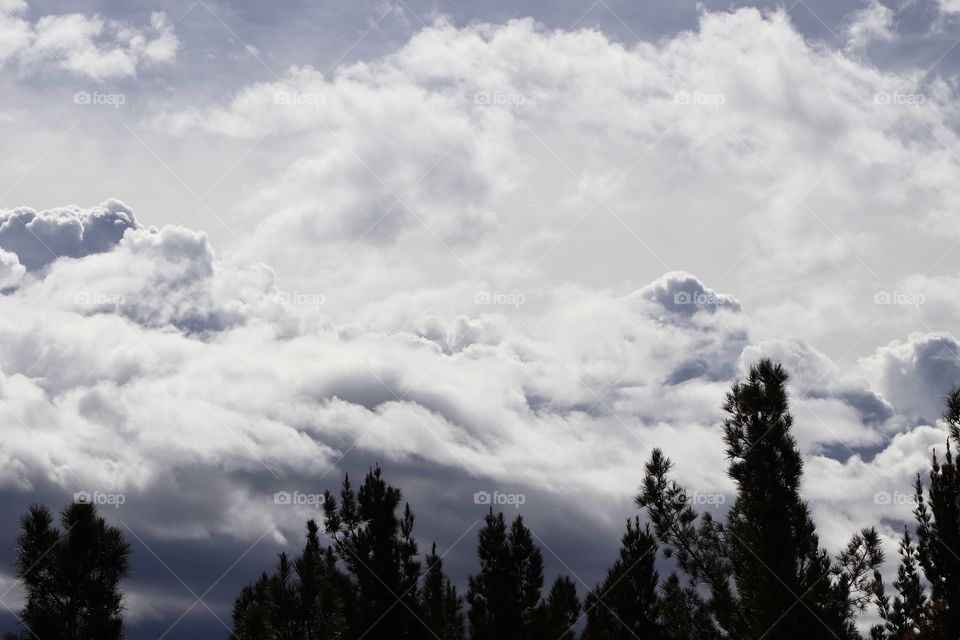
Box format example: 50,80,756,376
637,359,883,640
582,517,662,640
323,466,422,640
467,510,545,640
874,386,960,639
14,501,131,640
421,543,465,640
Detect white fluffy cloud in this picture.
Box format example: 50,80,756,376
146,8,960,367
0,2,177,81
3,3,960,628
846,0,896,51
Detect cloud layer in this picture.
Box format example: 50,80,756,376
1,3,959,633
0,1,177,80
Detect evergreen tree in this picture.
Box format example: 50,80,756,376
536,575,580,640
421,543,465,640
874,387,960,640
231,521,350,640
467,510,545,640
14,501,131,640
872,529,931,639
582,517,662,640
323,467,422,640
295,520,350,639
637,359,883,640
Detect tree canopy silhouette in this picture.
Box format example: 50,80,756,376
13,501,131,640
873,387,960,639
637,359,883,640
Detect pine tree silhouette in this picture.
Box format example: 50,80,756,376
582,517,662,640
467,510,545,640
637,359,883,640
323,466,422,640
14,501,131,640
874,387,960,639
421,543,465,640
536,575,581,640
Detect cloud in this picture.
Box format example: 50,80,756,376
148,8,960,370
637,271,742,318
0,199,137,271
5,5,960,632
0,2,178,81
846,0,896,50
860,331,960,422
0,248,25,288
939,0,960,16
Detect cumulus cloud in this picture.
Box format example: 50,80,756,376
145,7,960,372
860,331,960,422
4,4,960,630
846,0,896,51
0,2,178,80
0,199,137,271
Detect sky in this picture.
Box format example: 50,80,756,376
1,0,960,637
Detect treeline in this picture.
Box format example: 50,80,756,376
5,359,960,639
